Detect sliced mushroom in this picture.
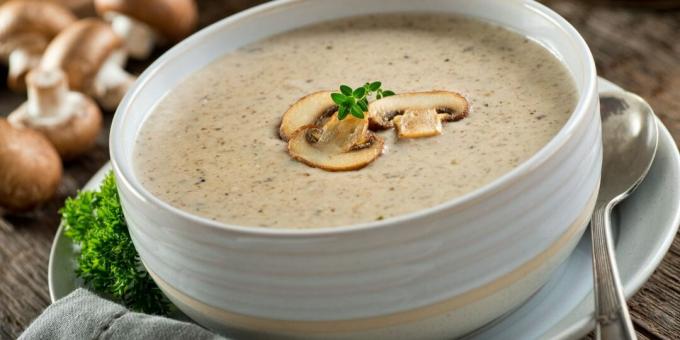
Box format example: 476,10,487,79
8,68,102,159
308,114,372,152
393,108,443,139
288,114,384,172
0,117,62,212
368,91,469,132
41,18,136,111
279,91,337,141
0,0,76,91
94,0,198,59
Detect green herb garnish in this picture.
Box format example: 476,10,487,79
61,172,170,315
331,81,395,120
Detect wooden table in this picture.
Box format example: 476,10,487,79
1,1,678,339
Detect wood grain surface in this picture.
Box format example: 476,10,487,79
0,1,678,339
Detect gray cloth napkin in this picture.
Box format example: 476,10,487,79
20,289,225,340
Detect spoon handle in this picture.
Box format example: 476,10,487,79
591,202,637,340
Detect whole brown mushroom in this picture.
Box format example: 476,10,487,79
41,18,135,110
8,68,102,159
94,0,198,59
0,0,76,91
55,0,94,15
0,118,62,212
0,0,92,13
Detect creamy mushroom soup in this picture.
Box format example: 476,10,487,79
134,14,578,229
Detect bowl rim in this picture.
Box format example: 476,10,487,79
110,0,598,237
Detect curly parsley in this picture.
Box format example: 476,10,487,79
60,172,170,315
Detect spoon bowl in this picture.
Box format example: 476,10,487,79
599,92,659,203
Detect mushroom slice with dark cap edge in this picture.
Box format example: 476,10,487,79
279,91,338,141
288,114,385,172
368,91,469,136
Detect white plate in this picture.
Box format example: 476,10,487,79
49,78,680,339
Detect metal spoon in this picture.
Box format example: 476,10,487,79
591,91,659,340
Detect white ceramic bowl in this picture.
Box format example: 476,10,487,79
110,0,600,338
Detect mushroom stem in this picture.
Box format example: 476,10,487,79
9,68,102,159
25,69,71,123
7,47,42,91
93,50,136,110
106,12,156,59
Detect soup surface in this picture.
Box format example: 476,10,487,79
135,14,578,229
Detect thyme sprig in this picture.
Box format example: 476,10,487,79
331,81,395,120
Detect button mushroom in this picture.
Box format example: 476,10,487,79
0,0,92,13
8,68,102,159
0,0,76,91
41,18,135,111
0,117,62,212
368,91,469,138
57,0,94,15
94,0,198,59
287,114,385,172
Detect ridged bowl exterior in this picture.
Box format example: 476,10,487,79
110,0,600,338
